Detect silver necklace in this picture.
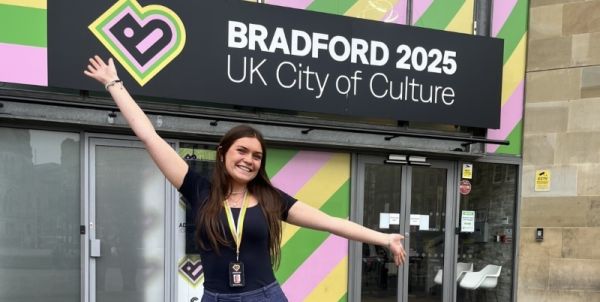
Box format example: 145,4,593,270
227,190,247,207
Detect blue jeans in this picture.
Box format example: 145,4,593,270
201,282,288,302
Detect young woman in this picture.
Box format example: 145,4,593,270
84,56,406,301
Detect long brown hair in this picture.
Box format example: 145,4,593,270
196,125,285,268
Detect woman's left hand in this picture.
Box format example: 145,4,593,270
389,233,407,266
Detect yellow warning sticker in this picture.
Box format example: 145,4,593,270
534,169,551,192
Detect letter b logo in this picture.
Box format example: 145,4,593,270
90,0,186,86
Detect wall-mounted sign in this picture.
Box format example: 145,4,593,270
462,163,473,179
48,0,503,128
534,169,551,192
459,179,472,195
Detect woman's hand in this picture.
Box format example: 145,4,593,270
389,233,407,266
84,55,119,86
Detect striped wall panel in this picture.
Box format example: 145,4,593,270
0,0,47,86
412,0,474,34
268,0,409,24
267,149,351,302
486,0,527,155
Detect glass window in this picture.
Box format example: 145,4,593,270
94,144,166,302
178,143,216,254
0,127,80,301
457,163,518,302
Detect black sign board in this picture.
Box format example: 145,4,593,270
49,0,503,128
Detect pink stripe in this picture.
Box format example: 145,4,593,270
411,0,433,24
136,28,164,54
486,81,524,153
282,235,348,301
271,151,332,196
266,0,313,10
0,43,47,86
384,0,408,24
492,0,518,37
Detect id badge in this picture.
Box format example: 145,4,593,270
229,262,245,287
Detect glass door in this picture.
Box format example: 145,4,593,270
358,156,405,302
86,137,173,302
403,162,456,302
356,156,457,302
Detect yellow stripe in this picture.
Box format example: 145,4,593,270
281,153,350,246
0,0,46,9
501,34,526,106
304,257,349,302
445,0,474,34
345,0,397,21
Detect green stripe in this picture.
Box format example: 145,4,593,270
494,121,522,155
497,0,528,64
338,293,348,302
307,0,357,15
276,181,350,283
0,4,46,47
266,148,299,179
320,180,350,217
276,226,329,283
414,0,464,30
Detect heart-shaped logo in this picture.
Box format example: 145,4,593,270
178,257,204,285
89,0,186,86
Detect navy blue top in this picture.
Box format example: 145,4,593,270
178,167,297,293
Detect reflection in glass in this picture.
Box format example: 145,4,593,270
0,128,80,302
95,146,165,302
361,164,402,302
408,167,446,302
179,143,216,254
457,163,517,302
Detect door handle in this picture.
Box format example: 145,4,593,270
90,239,101,258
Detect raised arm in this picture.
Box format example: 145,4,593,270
287,201,406,266
84,55,188,189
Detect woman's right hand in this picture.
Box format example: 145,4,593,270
84,55,119,87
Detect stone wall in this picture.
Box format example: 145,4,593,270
461,163,518,302
520,0,600,301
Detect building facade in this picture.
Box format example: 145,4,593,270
0,0,533,301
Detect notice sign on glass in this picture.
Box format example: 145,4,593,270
462,163,473,179
461,210,475,233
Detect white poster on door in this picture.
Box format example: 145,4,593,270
379,213,390,229
410,214,421,226
461,210,475,232
389,213,400,225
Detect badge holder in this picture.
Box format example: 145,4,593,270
229,261,245,287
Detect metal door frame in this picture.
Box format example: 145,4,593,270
82,134,177,302
352,155,458,302
401,160,459,302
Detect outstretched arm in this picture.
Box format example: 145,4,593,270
84,55,188,189
287,201,406,266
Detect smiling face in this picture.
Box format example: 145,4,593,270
223,136,263,190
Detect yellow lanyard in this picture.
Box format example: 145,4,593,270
224,191,249,261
